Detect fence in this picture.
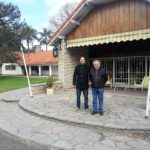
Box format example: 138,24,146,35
91,56,150,88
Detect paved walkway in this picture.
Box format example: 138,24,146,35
0,88,150,150
19,90,150,131
0,100,150,150
0,88,29,102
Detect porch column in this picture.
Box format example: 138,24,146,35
59,39,89,88
145,56,148,76
113,59,115,85
49,65,52,76
39,66,41,76
128,58,130,88
29,66,31,76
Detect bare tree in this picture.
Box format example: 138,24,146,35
49,2,79,32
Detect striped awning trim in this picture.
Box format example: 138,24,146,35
67,29,150,48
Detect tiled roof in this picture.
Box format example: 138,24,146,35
18,51,58,66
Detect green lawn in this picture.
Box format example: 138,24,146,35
0,76,49,93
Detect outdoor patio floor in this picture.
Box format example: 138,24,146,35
19,88,150,131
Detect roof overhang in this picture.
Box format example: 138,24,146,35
48,0,150,47
48,0,117,46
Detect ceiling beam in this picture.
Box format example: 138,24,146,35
71,19,80,25
85,0,95,9
57,35,65,40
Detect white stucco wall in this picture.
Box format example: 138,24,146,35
2,63,23,75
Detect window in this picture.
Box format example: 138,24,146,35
42,66,49,71
5,65,16,70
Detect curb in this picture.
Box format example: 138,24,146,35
0,121,71,150
19,101,150,134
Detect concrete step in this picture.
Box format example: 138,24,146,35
0,100,150,150
19,94,150,132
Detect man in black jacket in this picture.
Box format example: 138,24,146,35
89,59,108,116
73,57,90,110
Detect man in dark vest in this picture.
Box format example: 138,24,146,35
73,57,90,111
89,59,108,116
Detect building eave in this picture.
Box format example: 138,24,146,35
48,0,117,46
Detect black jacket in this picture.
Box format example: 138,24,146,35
73,64,90,89
89,68,108,88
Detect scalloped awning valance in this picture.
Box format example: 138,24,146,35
67,29,150,48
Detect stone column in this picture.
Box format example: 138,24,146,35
49,65,52,76
58,39,89,88
29,66,32,76
39,66,41,76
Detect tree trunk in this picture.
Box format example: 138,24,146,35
27,40,30,51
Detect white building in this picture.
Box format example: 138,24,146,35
1,51,58,77
2,63,23,75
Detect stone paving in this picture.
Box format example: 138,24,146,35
0,99,150,150
0,88,29,102
0,88,150,149
0,131,48,150
19,89,150,131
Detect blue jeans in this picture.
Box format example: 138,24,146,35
92,88,104,112
76,89,88,109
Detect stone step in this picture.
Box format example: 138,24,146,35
19,94,150,132
0,100,150,150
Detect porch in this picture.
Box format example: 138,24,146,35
89,39,150,90
93,56,150,90
22,65,58,77
59,39,150,89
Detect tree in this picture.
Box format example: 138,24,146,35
39,28,52,51
21,23,38,51
0,2,20,28
0,2,21,63
49,2,78,32
0,2,38,64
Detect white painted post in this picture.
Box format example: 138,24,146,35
49,65,52,76
145,80,150,118
39,66,41,76
29,66,32,76
21,47,33,97
113,59,115,88
145,57,148,76
128,58,130,89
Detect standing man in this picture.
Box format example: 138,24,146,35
89,60,108,116
73,57,90,110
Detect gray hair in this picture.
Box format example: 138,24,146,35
93,59,101,64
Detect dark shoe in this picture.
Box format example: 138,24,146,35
85,106,89,110
75,108,80,112
91,111,97,115
99,112,104,116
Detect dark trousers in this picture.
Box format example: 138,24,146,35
76,89,88,109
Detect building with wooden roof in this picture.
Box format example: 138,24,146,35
49,0,150,89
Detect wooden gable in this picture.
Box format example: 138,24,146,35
67,0,150,41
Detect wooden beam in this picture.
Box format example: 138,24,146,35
85,0,95,9
57,35,65,40
71,19,80,25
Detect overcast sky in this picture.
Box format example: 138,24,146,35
4,0,81,31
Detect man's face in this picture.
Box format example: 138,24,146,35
80,57,85,64
93,61,101,70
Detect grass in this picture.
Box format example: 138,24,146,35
0,76,56,93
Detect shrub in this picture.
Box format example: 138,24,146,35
46,77,55,88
